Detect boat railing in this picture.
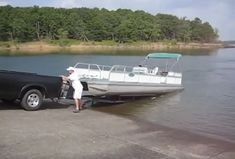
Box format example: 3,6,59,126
108,65,182,82
108,65,133,81
74,63,182,83
74,62,113,79
109,65,155,82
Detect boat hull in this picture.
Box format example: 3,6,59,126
86,80,183,96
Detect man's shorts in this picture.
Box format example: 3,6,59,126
73,89,82,99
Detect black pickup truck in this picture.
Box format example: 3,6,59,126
0,70,63,111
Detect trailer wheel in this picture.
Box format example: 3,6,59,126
21,89,43,111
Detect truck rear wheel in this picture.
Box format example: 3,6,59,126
21,89,43,111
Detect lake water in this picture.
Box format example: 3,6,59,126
0,48,235,142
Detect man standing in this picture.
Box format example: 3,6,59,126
62,67,83,113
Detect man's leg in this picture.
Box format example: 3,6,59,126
77,99,81,110
74,99,80,110
78,99,81,110
74,89,82,111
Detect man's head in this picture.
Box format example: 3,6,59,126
66,67,75,74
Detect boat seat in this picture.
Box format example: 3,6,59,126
151,67,158,75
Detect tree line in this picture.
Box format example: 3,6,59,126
0,5,218,43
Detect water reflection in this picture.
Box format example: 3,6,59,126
92,92,182,118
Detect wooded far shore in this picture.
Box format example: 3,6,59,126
0,6,224,55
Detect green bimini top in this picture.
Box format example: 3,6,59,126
146,53,182,60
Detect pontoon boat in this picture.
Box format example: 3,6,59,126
74,53,183,97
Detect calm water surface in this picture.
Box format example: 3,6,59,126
0,48,235,142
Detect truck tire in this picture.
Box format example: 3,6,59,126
20,89,43,111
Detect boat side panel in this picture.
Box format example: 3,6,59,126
87,81,183,96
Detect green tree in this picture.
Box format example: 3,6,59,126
156,14,180,40
176,17,191,42
0,6,219,43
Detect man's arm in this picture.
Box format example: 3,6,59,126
61,75,69,81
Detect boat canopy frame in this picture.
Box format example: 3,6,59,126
145,53,182,61
141,53,182,73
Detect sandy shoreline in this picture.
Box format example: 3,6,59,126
0,41,224,54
